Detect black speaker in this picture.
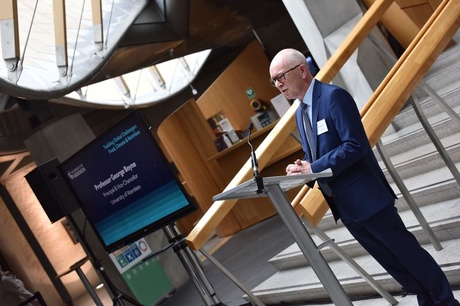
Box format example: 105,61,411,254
25,158,79,223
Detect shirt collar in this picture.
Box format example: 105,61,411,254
302,78,316,107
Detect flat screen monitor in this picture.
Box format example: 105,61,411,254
60,110,196,253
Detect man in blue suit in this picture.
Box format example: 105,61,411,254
269,48,458,306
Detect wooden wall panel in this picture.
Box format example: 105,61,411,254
197,40,281,131
157,99,240,236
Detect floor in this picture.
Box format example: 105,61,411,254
75,215,459,306
157,215,297,306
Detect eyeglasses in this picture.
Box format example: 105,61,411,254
270,64,301,86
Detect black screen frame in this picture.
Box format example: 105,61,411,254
59,110,196,253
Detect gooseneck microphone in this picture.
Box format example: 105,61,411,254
247,123,258,176
247,123,264,193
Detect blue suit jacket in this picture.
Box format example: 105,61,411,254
295,80,396,222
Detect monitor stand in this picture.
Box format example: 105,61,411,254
213,169,353,306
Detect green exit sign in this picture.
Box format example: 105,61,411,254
245,87,256,99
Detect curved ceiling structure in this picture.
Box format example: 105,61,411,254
0,0,254,106
59,49,211,108
0,0,303,157
0,0,149,100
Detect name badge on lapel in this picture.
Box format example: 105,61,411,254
317,119,328,135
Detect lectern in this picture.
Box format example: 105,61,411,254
213,170,353,305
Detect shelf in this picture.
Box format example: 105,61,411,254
206,121,278,162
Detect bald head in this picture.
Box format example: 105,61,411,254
270,49,307,71
269,49,313,101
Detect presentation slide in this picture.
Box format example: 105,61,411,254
60,111,194,252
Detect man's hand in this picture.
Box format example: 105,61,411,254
286,159,312,175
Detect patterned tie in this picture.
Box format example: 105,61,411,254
301,103,333,197
301,103,315,161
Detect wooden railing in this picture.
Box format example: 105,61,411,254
186,0,460,251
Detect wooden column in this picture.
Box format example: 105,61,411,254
91,0,104,51
0,0,20,79
53,0,68,77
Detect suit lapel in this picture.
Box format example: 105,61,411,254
311,80,322,156
296,80,323,162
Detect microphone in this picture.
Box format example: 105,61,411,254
247,123,264,193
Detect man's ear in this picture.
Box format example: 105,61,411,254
300,64,309,79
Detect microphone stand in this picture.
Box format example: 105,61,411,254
247,123,264,193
